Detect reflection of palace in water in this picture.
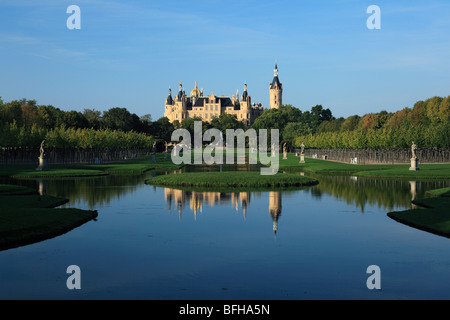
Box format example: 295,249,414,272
164,188,282,237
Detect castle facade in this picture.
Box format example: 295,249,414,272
164,64,283,125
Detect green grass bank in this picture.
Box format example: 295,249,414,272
387,187,450,238
145,171,318,191
279,154,450,179
0,154,182,178
0,184,98,251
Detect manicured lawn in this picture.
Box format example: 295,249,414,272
426,187,450,197
387,188,450,238
279,154,450,179
0,184,98,251
145,171,318,191
11,169,108,179
0,154,182,178
76,154,182,173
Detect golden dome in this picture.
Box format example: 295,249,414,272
190,81,201,97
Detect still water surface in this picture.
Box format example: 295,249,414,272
0,169,449,299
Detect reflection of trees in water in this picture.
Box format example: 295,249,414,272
4,172,448,217
1,174,151,209
307,174,449,213
49,175,149,209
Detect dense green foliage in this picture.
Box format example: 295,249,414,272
294,96,449,148
0,98,165,148
247,97,449,148
1,95,448,149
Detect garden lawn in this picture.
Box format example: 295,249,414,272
145,171,318,191
0,184,98,251
78,154,182,173
279,155,450,179
387,188,450,238
0,154,183,178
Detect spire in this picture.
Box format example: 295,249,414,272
242,81,248,101
274,62,278,77
177,81,183,101
166,85,173,105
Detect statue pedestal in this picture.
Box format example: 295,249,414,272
299,154,305,163
409,157,419,171
283,152,287,160
36,157,48,171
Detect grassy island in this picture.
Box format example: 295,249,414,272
0,184,98,251
145,171,318,191
387,187,450,238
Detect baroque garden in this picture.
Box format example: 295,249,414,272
0,64,449,299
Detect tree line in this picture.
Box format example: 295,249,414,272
0,98,173,148
0,95,448,149
293,96,449,149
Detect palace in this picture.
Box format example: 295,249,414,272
164,64,283,126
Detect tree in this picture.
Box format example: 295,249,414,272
1,100,23,126
102,107,135,131
210,113,245,132
64,110,89,129
282,122,311,143
152,117,175,142
21,104,40,129
310,105,333,132
341,115,361,131
83,108,102,129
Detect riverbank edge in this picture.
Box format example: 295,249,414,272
0,184,98,251
387,188,450,238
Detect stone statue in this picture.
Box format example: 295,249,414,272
299,142,305,163
39,140,46,158
409,141,419,171
36,140,48,171
165,141,168,153
411,141,417,159
282,143,287,159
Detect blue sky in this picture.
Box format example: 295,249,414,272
1,0,449,120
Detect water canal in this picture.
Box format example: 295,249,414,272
0,168,449,299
